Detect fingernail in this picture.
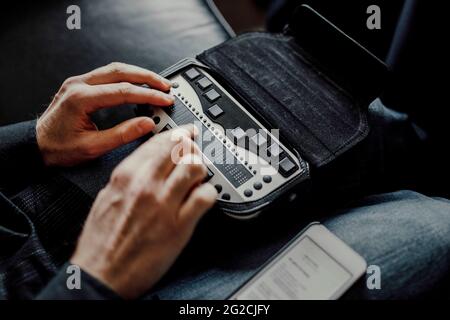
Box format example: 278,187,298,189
206,183,219,197
161,77,172,87
163,94,175,103
138,118,154,134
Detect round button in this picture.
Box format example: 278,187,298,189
263,175,272,183
153,116,161,125
222,193,231,201
253,182,263,190
172,82,179,88
214,184,223,193
244,189,253,197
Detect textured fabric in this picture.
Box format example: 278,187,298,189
0,120,45,195
327,191,450,300
198,33,369,167
0,175,93,300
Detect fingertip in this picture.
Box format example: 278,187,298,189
154,92,175,106
153,77,172,93
160,76,172,88
137,117,155,135
201,182,219,201
166,94,175,105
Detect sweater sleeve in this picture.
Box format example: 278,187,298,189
0,120,46,195
35,263,121,300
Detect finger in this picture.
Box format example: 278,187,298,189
82,62,172,91
84,117,155,156
178,183,217,227
119,125,197,178
81,83,174,113
164,154,207,207
142,130,201,180
169,134,202,167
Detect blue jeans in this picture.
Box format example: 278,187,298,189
147,191,450,300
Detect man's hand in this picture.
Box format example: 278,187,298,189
71,125,218,299
36,62,174,167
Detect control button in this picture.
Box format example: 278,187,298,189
204,168,214,182
222,193,231,201
253,182,263,190
268,143,283,158
244,189,253,197
207,104,224,119
278,157,297,177
263,175,272,183
171,82,179,89
230,127,246,143
197,77,212,90
153,116,161,125
161,124,172,132
249,133,268,151
214,184,223,193
205,89,221,102
185,68,200,80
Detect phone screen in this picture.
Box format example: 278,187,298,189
232,235,354,300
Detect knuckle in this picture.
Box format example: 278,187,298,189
117,126,128,146
188,162,207,177
64,85,85,102
137,185,158,203
117,82,133,98
193,192,214,207
62,76,80,89
109,62,126,75
80,144,100,159
52,91,64,102
110,167,133,188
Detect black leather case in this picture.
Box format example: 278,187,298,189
138,5,389,217
197,5,388,168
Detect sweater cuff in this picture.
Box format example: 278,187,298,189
36,263,122,300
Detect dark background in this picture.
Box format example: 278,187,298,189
0,0,448,139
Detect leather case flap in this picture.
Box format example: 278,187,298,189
198,32,371,167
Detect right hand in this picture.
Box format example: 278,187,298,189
71,125,218,299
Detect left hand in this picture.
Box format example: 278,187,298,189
36,62,174,167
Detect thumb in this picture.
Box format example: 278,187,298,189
92,117,155,154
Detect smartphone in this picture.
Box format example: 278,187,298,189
229,223,367,300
